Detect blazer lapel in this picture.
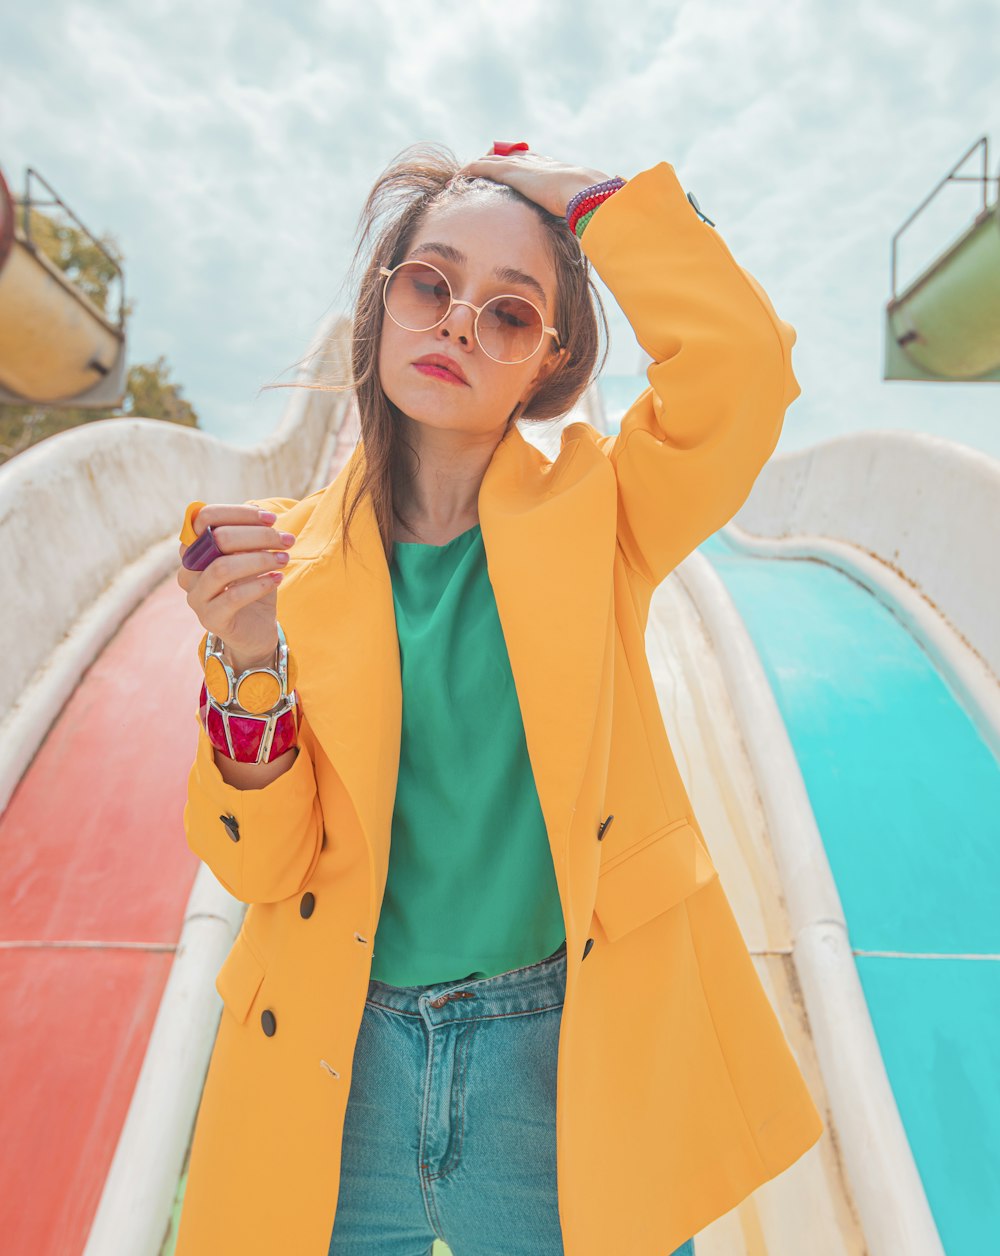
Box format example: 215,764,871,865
477,422,618,879
276,421,618,909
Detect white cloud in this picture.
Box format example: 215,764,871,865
2,0,998,455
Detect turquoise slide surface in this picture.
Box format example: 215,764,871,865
698,528,1000,1256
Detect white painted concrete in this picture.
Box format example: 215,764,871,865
735,429,1000,685
82,870,245,1256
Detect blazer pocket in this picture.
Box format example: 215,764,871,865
214,929,266,1025
593,818,719,943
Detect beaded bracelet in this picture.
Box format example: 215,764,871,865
566,177,626,222
565,177,620,223
566,176,628,238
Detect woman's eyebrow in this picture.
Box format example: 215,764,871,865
409,241,548,309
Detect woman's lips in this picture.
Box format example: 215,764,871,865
413,362,467,385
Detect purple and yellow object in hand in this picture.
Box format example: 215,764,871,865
179,500,226,572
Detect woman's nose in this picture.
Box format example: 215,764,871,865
438,299,475,345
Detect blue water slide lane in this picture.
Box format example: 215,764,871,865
696,528,1000,1256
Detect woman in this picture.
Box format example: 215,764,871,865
174,142,823,1256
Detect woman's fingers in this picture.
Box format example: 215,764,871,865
180,544,288,604
186,502,276,539
207,522,295,556
174,502,289,662
175,505,294,593
211,569,283,612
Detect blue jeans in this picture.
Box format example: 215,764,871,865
329,939,695,1256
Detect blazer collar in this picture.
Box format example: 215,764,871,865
277,420,618,892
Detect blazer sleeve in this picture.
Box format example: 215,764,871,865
577,160,801,589
180,492,324,904
183,708,325,904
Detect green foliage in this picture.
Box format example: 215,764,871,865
24,203,130,320
0,357,200,466
122,355,199,427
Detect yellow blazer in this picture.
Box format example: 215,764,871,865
176,160,823,1256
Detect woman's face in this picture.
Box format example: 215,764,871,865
378,195,563,443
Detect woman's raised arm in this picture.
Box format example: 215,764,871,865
580,160,800,589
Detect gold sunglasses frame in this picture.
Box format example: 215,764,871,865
378,259,565,365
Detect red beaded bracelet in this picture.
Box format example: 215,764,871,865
566,176,627,238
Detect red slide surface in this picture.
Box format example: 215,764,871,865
0,409,359,1255
0,576,204,1254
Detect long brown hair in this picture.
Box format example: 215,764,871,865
264,141,610,565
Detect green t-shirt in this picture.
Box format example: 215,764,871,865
370,522,566,986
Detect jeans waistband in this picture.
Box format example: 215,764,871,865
365,939,567,1027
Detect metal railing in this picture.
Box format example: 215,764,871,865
890,133,999,301
18,166,126,328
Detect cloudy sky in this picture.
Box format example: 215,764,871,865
3,0,998,458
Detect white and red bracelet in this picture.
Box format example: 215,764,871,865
198,621,300,764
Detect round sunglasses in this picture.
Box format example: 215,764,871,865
379,259,564,365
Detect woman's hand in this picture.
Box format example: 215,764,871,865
455,147,612,220
176,503,296,670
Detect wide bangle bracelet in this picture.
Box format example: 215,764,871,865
198,622,301,764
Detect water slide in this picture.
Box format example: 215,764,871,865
0,310,354,1256
2,333,996,1254
659,434,999,1256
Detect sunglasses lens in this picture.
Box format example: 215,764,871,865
384,262,451,330
478,296,544,363
384,261,546,363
